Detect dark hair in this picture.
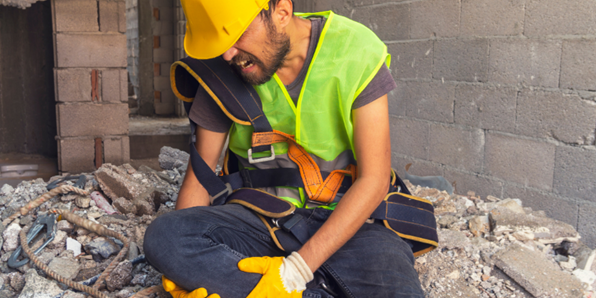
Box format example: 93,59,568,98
259,0,295,21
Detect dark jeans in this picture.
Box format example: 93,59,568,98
144,204,424,298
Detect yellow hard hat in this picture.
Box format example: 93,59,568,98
181,0,270,60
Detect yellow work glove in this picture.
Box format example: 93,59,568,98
162,276,220,298
238,252,314,298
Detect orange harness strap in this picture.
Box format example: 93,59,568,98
252,130,356,204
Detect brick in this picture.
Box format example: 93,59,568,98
101,69,123,103
387,86,406,117
429,124,484,173
443,168,504,199
516,90,596,145
153,48,173,63
56,34,127,68
389,116,430,160
104,136,131,165
561,40,596,91
153,20,174,35
57,103,129,137
58,138,96,173
387,41,433,80
489,39,561,88
485,132,555,190
433,39,489,82
460,0,525,36
391,154,444,179
503,185,578,228
402,81,455,123
554,146,596,202
525,0,596,36
454,84,517,133
350,3,410,41
578,201,596,249
55,69,92,102
410,0,459,39
53,0,98,32
99,0,119,32
154,91,176,115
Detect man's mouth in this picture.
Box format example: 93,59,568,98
237,59,255,70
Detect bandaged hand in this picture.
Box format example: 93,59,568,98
162,276,220,298
238,251,314,298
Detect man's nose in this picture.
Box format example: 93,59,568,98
222,47,239,61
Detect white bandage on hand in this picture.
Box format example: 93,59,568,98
279,252,314,292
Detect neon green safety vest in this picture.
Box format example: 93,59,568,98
228,11,390,209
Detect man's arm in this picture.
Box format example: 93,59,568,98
176,126,228,210
297,94,392,272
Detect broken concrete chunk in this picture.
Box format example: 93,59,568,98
48,230,67,249
495,198,525,214
61,291,86,298
106,260,133,292
438,229,470,250
95,164,145,201
85,237,121,260
159,146,189,171
113,197,137,214
469,215,489,237
17,269,62,298
48,257,80,280
572,269,596,287
74,196,91,208
573,245,595,271
494,244,583,297
2,222,21,252
66,237,82,257
8,272,25,293
0,184,14,197
57,220,74,233
133,198,155,216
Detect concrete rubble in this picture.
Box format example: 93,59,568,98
0,146,590,297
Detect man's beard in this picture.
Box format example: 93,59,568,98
231,24,291,85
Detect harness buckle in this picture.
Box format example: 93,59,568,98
211,183,233,205
248,146,275,164
8,214,57,268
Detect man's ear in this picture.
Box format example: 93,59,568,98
273,0,293,29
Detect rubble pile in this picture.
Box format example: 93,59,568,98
0,145,593,297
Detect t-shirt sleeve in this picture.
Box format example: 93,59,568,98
352,64,396,109
188,86,233,133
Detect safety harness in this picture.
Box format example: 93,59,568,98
171,56,438,257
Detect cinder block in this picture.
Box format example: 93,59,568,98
578,201,596,249
443,168,504,199
410,0,459,39
153,20,174,36
352,0,407,7
57,103,129,137
429,123,484,173
58,138,96,173
104,136,131,165
120,69,128,102
118,1,126,33
554,146,596,202
99,0,120,32
389,116,430,160
387,85,406,117
516,90,596,145
151,0,173,8
391,154,444,179
433,39,489,82
350,3,410,41
156,7,174,23
53,0,98,32
154,101,175,115
387,41,433,80
153,48,174,63
454,84,517,133
154,76,171,91
503,185,578,228
460,0,525,36
485,132,555,190
101,69,123,103
56,33,127,68
561,40,596,90
402,81,455,123
160,63,171,77
525,0,596,36
489,39,562,88
159,35,175,49
55,68,92,102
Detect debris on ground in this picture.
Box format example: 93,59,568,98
0,145,592,297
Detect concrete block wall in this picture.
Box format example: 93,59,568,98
126,0,139,107
297,0,596,248
151,0,176,115
52,0,130,174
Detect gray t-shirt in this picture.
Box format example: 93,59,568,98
189,17,396,133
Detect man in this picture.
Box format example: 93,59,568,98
144,0,425,297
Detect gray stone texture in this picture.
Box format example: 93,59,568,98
352,0,408,7
429,124,484,173
390,116,430,160
489,39,562,88
55,69,92,102
55,33,127,68
350,3,410,41
387,41,433,80
516,90,596,145
503,185,579,228
433,39,489,82
53,0,98,32
402,80,456,123
104,136,131,165
560,40,596,91
392,155,444,179
554,146,596,202
578,201,596,249
409,0,459,39
387,83,406,117
460,0,525,36
525,0,596,36
58,138,95,173
454,84,517,133
443,169,504,199
484,133,555,190
57,103,129,137
18,269,63,298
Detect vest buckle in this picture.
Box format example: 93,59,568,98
247,145,276,164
